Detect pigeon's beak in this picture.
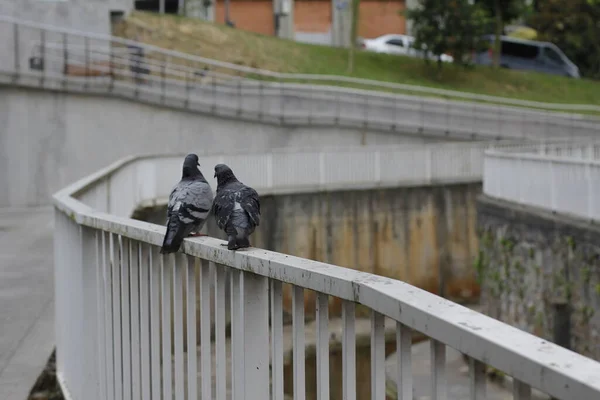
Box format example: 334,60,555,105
197,162,201,167
214,172,217,178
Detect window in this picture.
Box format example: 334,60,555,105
386,39,405,47
501,41,539,59
543,47,565,65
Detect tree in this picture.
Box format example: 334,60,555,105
405,0,489,69
530,0,600,79
475,0,527,67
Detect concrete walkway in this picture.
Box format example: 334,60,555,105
0,207,55,400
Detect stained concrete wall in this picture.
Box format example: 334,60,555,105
137,182,482,318
0,0,133,33
477,195,600,361
0,86,446,208
0,1,134,86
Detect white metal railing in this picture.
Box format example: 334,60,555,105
2,15,600,141
484,142,600,221
4,13,599,113
71,139,600,218
53,153,600,400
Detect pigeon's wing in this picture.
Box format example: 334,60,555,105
166,185,179,221
212,189,236,231
239,186,261,227
170,180,213,226
182,180,213,224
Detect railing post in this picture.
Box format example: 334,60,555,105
62,33,68,87
319,151,326,186
258,80,263,120
13,22,20,80
109,41,114,92
84,36,89,89
374,150,381,185
425,146,433,183
335,87,340,125
342,301,356,400
469,358,486,400
587,158,593,220
392,92,398,131
267,152,274,190
549,159,556,212
513,380,532,400
292,286,306,400
430,340,447,400
444,95,449,135
237,77,242,116
211,73,217,113
55,212,101,400
419,97,424,134
279,78,285,124
240,271,269,398
81,227,101,400
40,28,46,87
185,70,191,108
161,57,166,103
307,85,312,125
54,211,69,394
363,93,368,129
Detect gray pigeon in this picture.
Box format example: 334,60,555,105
160,154,214,254
212,164,261,250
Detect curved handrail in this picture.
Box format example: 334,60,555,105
3,14,600,113
53,151,600,400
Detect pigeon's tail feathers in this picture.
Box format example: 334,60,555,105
160,215,187,254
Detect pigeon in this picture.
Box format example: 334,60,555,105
160,154,214,254
212,164,261,250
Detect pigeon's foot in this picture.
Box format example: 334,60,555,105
237,237,251,249
189,232,208,237
224,236,240,250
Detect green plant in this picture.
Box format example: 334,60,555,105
530,0,600,79
404,0,490,69
481,230,494,248
475,0,527,67
500,237,515,252
566,236,576,250
582,266,592,284
473,250,487,283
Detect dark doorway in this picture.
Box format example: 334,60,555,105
110,10,125,25
134,0,180,14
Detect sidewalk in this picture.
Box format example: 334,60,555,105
0,207,55,400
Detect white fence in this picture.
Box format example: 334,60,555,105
72,140,596,217
2,15,600,141
53,154,600,400
484,143,600,221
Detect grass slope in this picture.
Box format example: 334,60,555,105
115,11,600,107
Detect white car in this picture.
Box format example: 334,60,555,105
361,34,454,63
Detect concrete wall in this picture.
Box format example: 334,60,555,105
477,196,600,361
0,0,133,34
137,182,482,318
0,86,443,208
0,0,134,79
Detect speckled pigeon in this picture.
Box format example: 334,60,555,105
212,164,261,250
160,154,214,254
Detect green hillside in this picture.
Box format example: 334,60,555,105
114,11,600,109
